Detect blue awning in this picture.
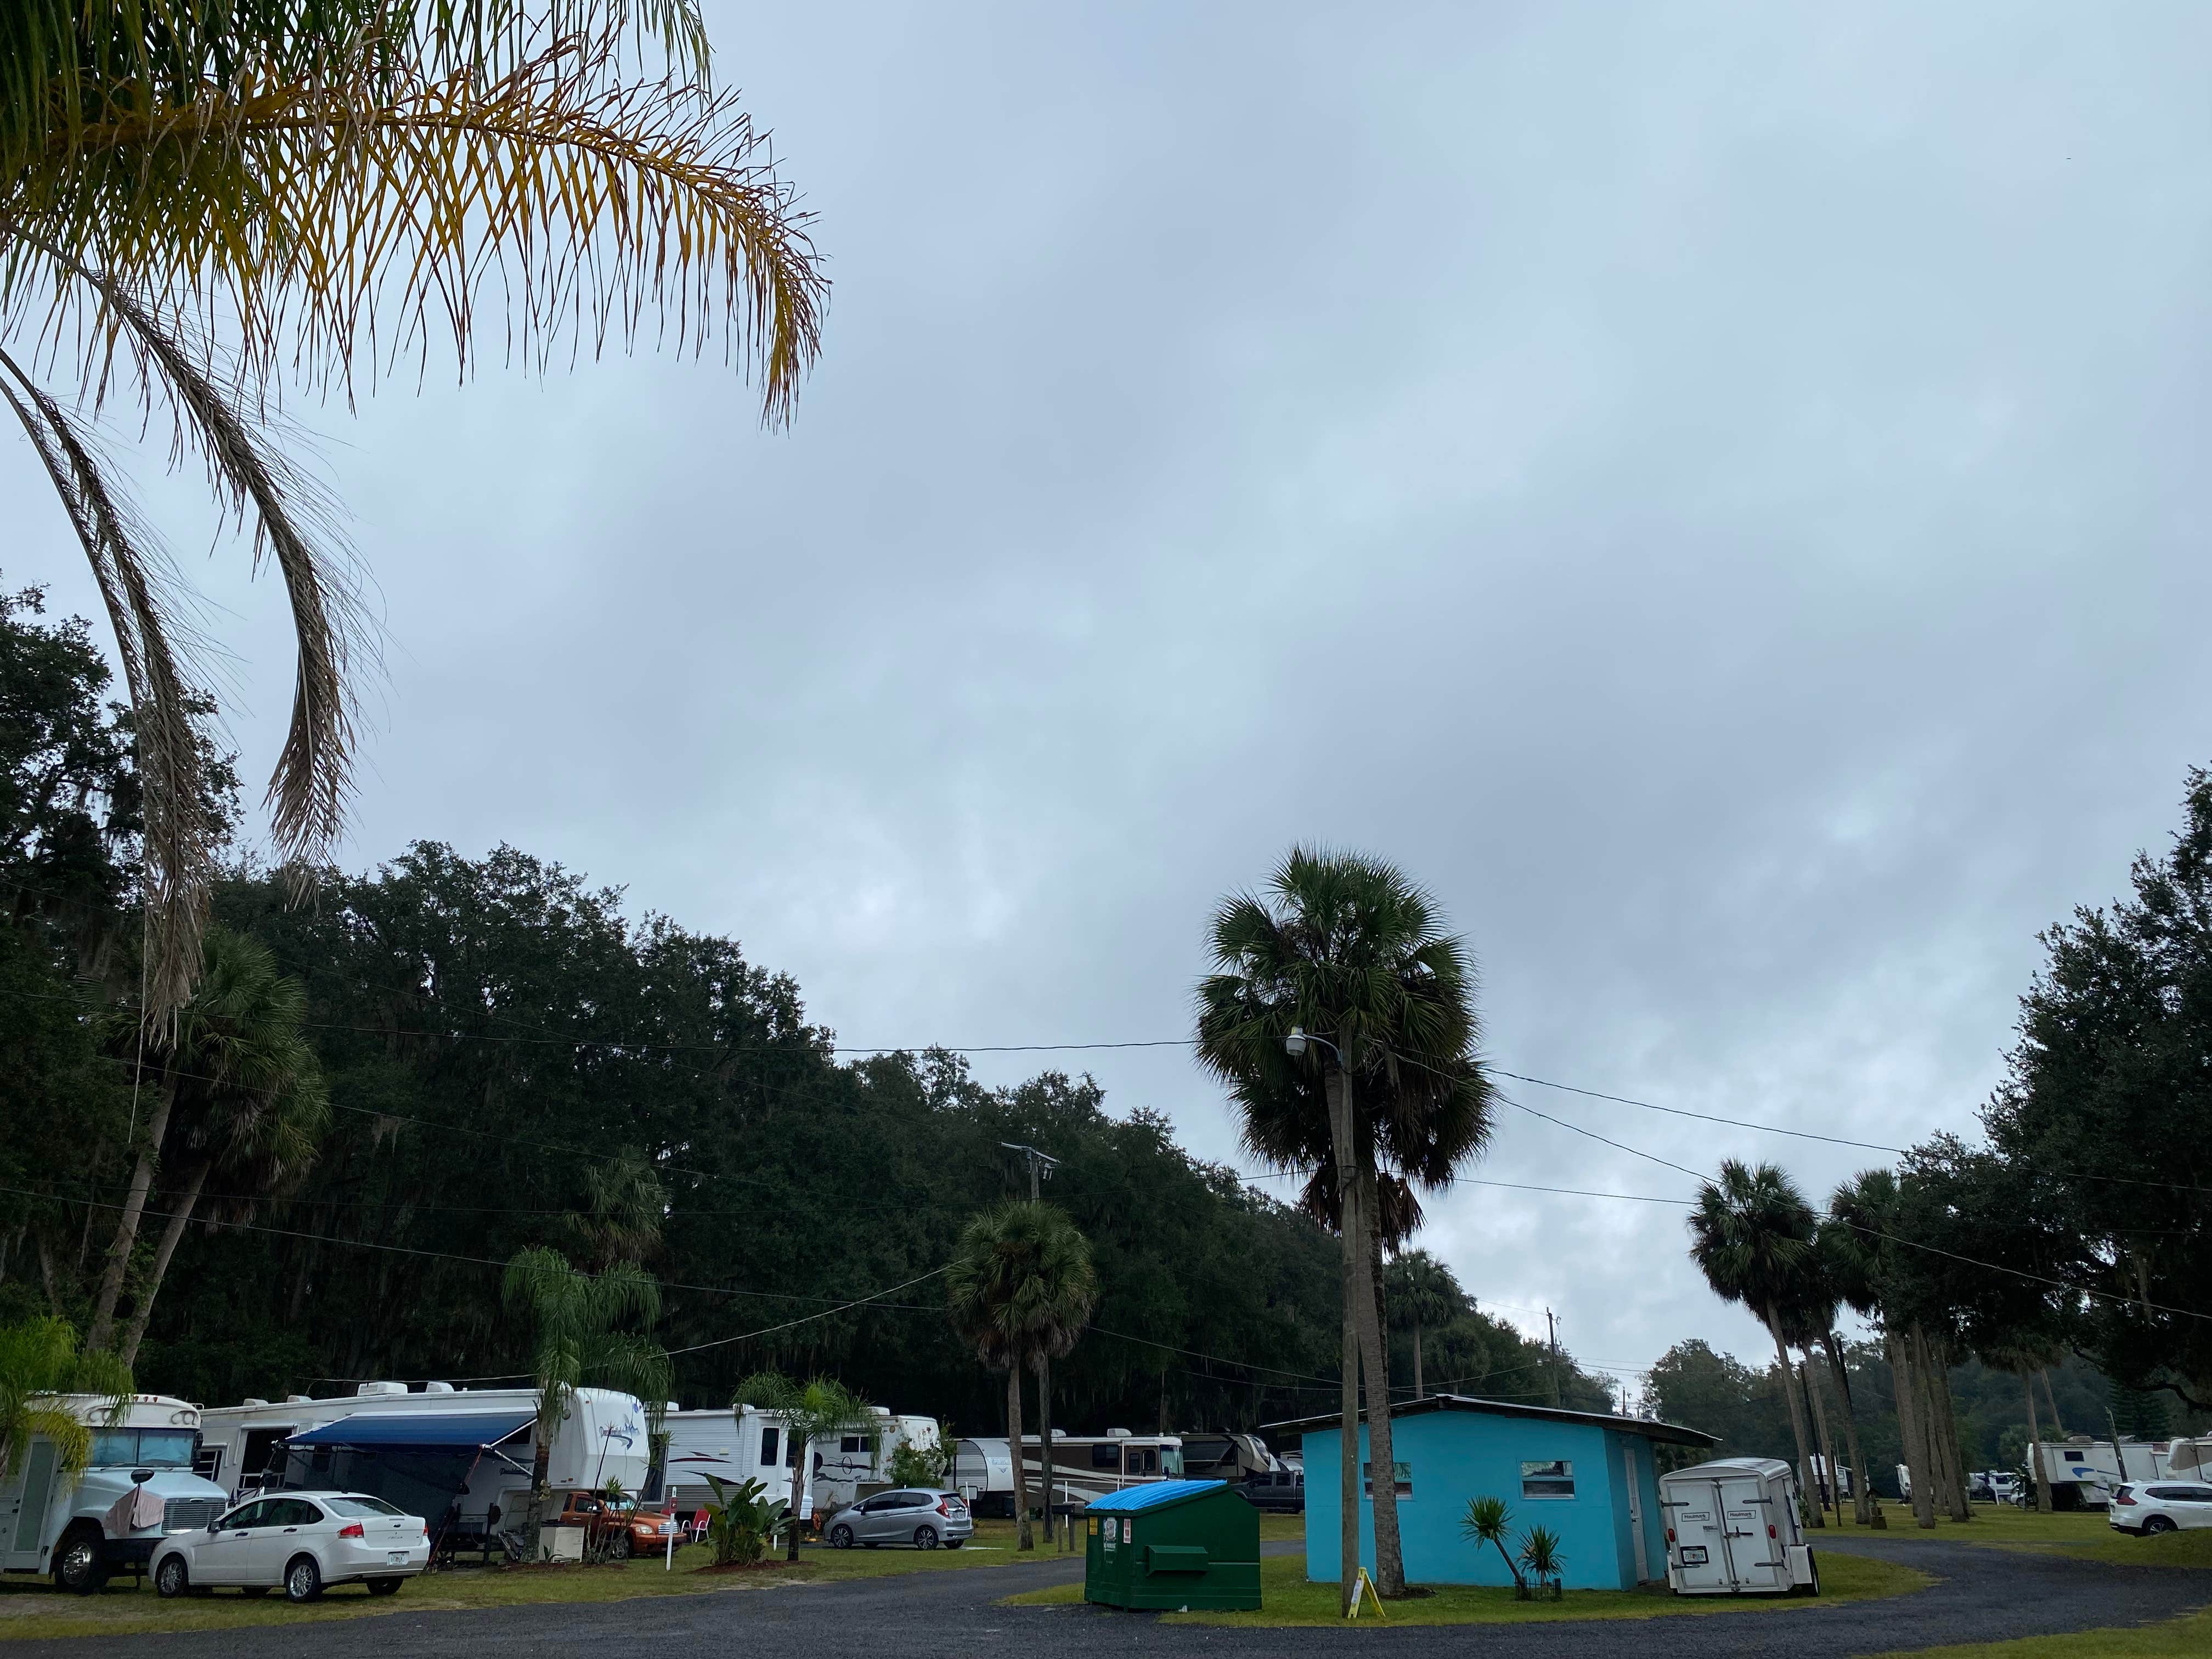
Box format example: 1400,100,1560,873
285,1412,532,1449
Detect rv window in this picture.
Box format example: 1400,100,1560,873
760,1426,781,1466
1092,1444,1121,1470
1139,1449,1159,1476
1521,1460,1575,1500
1161,1447,1182,1475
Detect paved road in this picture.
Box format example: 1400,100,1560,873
10,1536,2207,1657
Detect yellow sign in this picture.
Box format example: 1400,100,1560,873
1346,1566,1388,1621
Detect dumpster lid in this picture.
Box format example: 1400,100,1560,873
1084,1479,1228,1514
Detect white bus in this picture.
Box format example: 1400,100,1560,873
955,1431,1186,1517
197,1382,651,1533
1,1393,230,1593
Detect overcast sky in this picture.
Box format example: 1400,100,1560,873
9,1,2211,1400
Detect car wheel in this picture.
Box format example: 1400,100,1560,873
608,1531,633,1561
913,1525,940,1550
284,1554,324,1603
828,1525,854,1550
368,1577,403,1597
947,1539,965,1550
154,1555,190,1600
53,1527,108,1595
2144,1516,2177,1536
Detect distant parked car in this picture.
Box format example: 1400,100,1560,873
2111,1482,2212,1536
822,1488,972,1550
152,1492,429,1602
553,1492,684,1558
1237,1466,1305,1513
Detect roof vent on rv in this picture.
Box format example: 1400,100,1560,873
284,1395,312,1404
358,1381,409,1396
1052,1429,1067,1439
1107,1428,1132,1439
424,1381,455,1393
242,1398,269,1408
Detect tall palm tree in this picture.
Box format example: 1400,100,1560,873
0,1316,131,1488
86,925,326,1354
733,1372,877,1561
945,1201,1098,1554
1688,1160,1825,1528
1827,1170,1938,1528
2,2,826,1019
1810,1212,1882,1525
1385,1249,1466,1402
1196,847,1492,1606
501,1245,670,1559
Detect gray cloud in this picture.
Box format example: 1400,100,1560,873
9,0,2210,1391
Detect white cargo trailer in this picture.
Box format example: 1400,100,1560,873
198,1382,650,1532
1660,1457,1818,1596
0,1393,230,1593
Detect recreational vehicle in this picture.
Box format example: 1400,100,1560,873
658,1406,939,1521
197,1383,651,1534
955,1431,1187,1516
0,1393,229,1593
2026,1439,2172,1509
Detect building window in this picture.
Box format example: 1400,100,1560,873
1521,1459,1575,1499
1362,1461,1413,1499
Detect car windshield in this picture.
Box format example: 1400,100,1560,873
87,1429,197,1468
327,1496,404,1517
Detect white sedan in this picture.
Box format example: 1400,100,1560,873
2111,1482,2212,1536
153,1491,430,1602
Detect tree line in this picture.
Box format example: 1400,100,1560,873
2,582,1613,1464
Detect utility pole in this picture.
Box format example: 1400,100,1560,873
1546,1308,1563,1408
1001,1142,1058,1201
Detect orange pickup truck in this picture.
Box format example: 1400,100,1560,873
553,1494,684,1559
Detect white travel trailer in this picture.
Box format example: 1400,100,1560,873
1660,1457,1818,1596
658,1407,939,1521
197,1382,650,1533
953,1437,1016,1516
2027,1440,2172,1509
1,1393,229,1592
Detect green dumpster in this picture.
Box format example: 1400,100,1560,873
1083,1478,1261,1611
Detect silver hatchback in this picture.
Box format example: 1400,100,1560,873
823,1488,973,1550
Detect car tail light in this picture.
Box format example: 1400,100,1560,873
1664,1528,1675,1543
338,1522,366,1539
1767,1524,1776,1539
2117,1492,2138,1506
936,1500,949,1516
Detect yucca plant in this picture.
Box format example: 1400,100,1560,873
2,2,826,1020
1458,1494,1527,1597
1519,1526,1564,1599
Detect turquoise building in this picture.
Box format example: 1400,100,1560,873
1272,1395,1715,1592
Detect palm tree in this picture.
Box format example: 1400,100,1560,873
733,1373,878,1561
1810,1213,1882,1525
2,2,826,1019
1827,1170,1939,1528
1385,1250,1466,1402
1196,847,1492,1605
86,926,327,1355
501,1245,671,1560
1688,1160,1825,1528
0,1317,132,1489
945,1201,1098,1553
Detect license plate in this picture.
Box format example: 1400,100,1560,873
386,1551,408,1565
1679,1546,1708,1565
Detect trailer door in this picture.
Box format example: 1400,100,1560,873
6,1441,59,1571
1717,1471,1784,1590
1667,1477,1734,1591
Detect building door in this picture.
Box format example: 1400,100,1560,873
1623,1445,1650,1579
5,1440,59,1570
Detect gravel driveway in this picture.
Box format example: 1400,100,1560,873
6,1536,2205,1657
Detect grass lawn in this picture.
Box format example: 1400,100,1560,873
0,1519,1069,1643
1003,1546,1929,1626
1871,1607,2212,1659
1831,1502,2212,1568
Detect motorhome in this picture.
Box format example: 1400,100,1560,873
955,1431,1187,1515
1,1393,230,1593
657,1407,939,1521
196,1383,651,1533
